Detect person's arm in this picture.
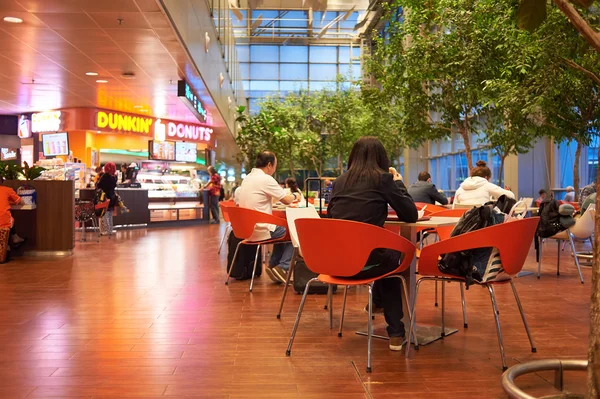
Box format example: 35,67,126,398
265,177,295,205
8,189,21,205
429,185,448,205
382,173,418,223
486,182,515,200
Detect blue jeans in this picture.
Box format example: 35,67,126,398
269,226,293,271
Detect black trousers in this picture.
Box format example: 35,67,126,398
209,194,220,222
348,249,405,338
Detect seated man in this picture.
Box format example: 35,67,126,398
579,183,596,207
235,151,298,283
407,171,448,205
564,186,575,202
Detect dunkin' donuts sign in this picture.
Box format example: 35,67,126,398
95,110,213,144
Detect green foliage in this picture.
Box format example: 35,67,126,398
0,162,23,180
22,162,45,180
517,0,548,32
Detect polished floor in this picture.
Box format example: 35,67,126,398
0,223,591,398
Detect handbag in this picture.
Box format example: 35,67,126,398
16,185,36,205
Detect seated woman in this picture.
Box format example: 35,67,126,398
327,136,418,351
0,178,25,252
285,177,304,203
454,160,515,205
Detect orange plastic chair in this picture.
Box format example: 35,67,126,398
409,217,539,371
224,207,291,291
414,202,446,215
217,201,235,254
286,218,416,373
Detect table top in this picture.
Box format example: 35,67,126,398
385,216,461,227
11,204,36,210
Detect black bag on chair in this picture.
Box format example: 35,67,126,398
293,258,337,295
227,233,262,280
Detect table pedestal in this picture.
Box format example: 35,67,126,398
356,323,459,345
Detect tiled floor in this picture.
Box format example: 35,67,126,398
0,224,591,398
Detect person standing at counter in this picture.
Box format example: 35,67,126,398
205,166,222,224
97,162,118,236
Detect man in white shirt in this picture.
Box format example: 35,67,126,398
236,151,298,283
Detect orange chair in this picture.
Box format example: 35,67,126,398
286,218,416,373
224,207,291,291
408,218,539,371
217,201,235,254
414,202,446,215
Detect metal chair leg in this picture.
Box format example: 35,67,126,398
249,245,261,292
366,283,373,373
406,279,423,357
286,277,318,356
487,285,507,371
338,285,349,337
557,239,561,276
434,280,438,307
441,280,446,337
398,276,417,340
509,280,536,353
537,238,542,279
460,282,468,328
568,234,584,284
217,224,230,254
324,295,328,310
225,242,242,285
327,284,333,329
277,247,298,319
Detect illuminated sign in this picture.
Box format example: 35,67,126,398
154,119,166,141
177,80,208,123
31,111,62,133
18,115,31,138
96,111,153,134
167,122,212,142
0,148,17,161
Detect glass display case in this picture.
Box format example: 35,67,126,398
36,161,87,189
137,172,200,199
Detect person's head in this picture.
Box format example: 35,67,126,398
470,160,492,180
121,163,127,172
418,171,432,182
285,177,300,193
538,189,547,198
207,166,217,175
566,186,574,193
95,166,103,174
346,136,390,186
104,162,117,176
255,151,277,176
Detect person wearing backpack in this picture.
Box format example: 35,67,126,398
96,162,118,236
327,137,418,351
454,160,515,205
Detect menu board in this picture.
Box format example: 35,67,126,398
42,132,69,157
175,142,197,163
0,148,18,161
148,140,175,161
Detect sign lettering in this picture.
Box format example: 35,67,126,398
177,80,208,123
31,111,62,133
96,111,153,134
167,122,212,142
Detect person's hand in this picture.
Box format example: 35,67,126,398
389,167,403,181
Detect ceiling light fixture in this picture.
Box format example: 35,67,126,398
86,72,98,76
96,79,108,83
3,17,23,24
133,105,143,109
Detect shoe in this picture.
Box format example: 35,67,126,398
210,220,220,224
363,304,385,315
265,267,281,283
271,266,288,283
389,336,405,351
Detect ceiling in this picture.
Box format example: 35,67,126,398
0,0,226,128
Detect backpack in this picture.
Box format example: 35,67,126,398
226,233,262,280
438,204,497,287
293,257,337,295
93,188,108,218
537,199,564,238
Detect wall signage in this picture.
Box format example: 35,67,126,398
167,122,212,142
0,148,17,161
18,115,31,138
31,111,63,133
97,111,153,134
177,80,208,123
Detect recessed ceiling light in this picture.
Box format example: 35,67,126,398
96,79,108,83
140,109,148,113
86,72,98,76
133,105,143,109
3,17,23,24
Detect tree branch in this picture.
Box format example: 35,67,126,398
553,0,600,54
562,58,600,86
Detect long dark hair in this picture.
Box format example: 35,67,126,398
345,136,390,186
285,178,300,194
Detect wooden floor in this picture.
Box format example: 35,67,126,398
0,223,591,398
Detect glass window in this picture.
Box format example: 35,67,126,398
281,45,308,62
249,98,262,114
231,10,246,27
352,46,361,59
242,80,250,92
310,46,337,63
237,45,249,62
339,12,359,29
250,45,279,62
587,137,599,185
338,46,350,63
309,64,338,80
239,62,249,80
252,10,279,28
279,11,307,28
280,81,308,91
455,153,469,187
250,80,279,91
309,81,331,91
280,63,308,80
250,63,278,80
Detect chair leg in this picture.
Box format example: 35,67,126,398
486,285,507,371
406,279,423,357
324,295,328,310
460,282,468,328
225,242,242,285
434,280,438,307
568,234,584,284
440,280,446,337
366,283,373,373
537,238,542,279
556,240,561,276
249,245,261,292
277,247,298,319
398,276,417,340
217,225,230,254
327,284,333,329
286,277,318,356
509,280,536,353
338,285,349,337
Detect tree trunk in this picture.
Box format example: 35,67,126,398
460,130,473,171
589,144,600,399
337,154,343,175
554,0,600,54
498,154,507,187
574,139,582,202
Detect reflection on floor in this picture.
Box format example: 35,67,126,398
0,224,590,398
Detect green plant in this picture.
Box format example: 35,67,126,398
0,162,23,180
22,162,45,180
